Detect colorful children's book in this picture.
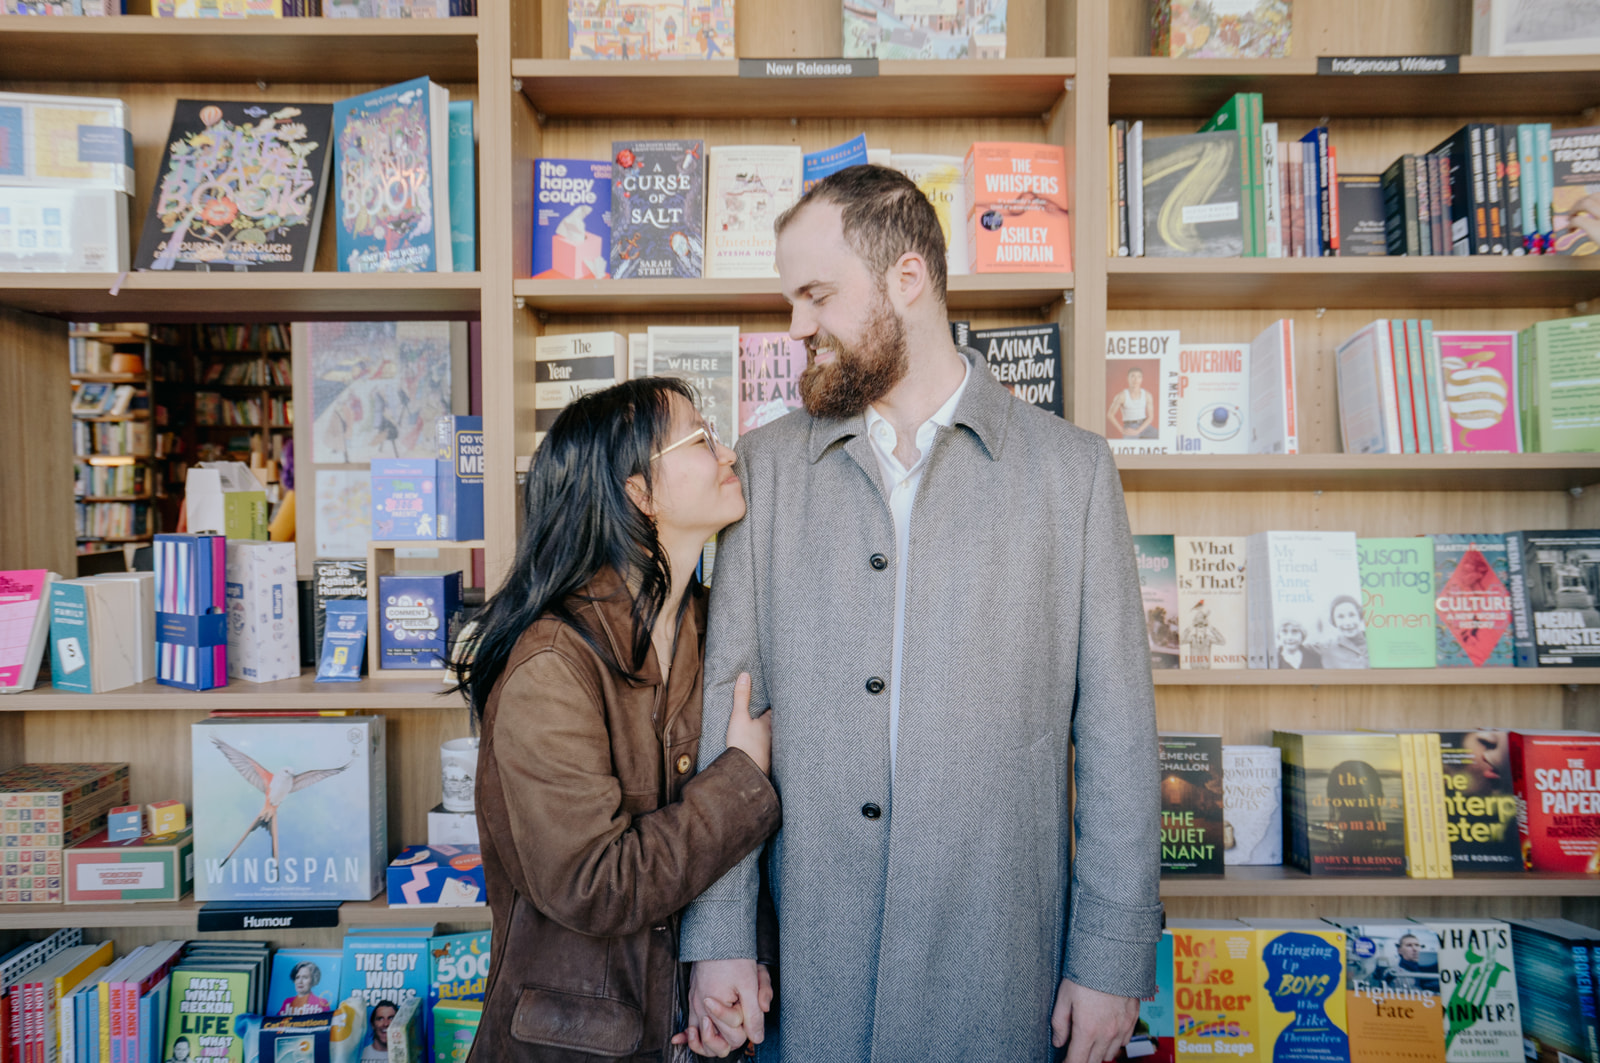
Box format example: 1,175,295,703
568,0,734,60
1357,537,1437,669
334,77,453,273
532,158,610,279
1135,535,1180,670
609,139,704,278
428,930,489,1053
737,332,805,434
1432,535,1515,668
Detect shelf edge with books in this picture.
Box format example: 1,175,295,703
1151,668,1600,686
1106,257,1600,310
0,273,484,322
513,57,1077,120
0,670,468,711
1115,454,1600,493
0,15,481,84
0,897,490,932
1108,55,1600,119
1159,867,1600,898
514,273,1074,314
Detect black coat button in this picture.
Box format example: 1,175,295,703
870,553,888,570
861,803,882,820
865,677,885,694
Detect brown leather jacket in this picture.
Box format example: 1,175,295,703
471,570,781,1062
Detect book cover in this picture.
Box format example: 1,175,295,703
1118,931,1174,1063
648,325,739,444
1432,536,1515,668
1247,531,1367,670
338,929,433,1052
1506,919,1598,1063
0,570,52,695
1474,0,1600,55
428,929,489,1053
1524,314,1600,451
1335,321,1401,454
1550,126,1600,256
433,1001,484,1063
1338,174,1388,256
1175,343,1248,454
802,133,867,194
1170,921,1262,1062
1136,534,1180,670
1336,921,1445,1063
1175,536,1247,670
1105,329,1180,454
1358,538,1437,669
891,152,969,276
534,330,627,447
843,0,1007,59
1435,729,1521,871
435,414,484,543
1223,745,1281,865
737,331,805,433
1160,733,1224,874
334,77,452,273
1249,922,1350,1063
164,967,253,1063
135,100,333,272
610,139,704,279
191,716,386,901
1508,730,1600,871
704,144,801,278
1140,131,1244,257
447,100,475,272
1151,0,1291,58
1433,331,1521,453
371,458,438,540
266,947,341,1016
964,141,1072,272
224,539,299,684
1508,529,1600,666
568,0,734,60
378,571,461,671
1249,318,1298,454
312,559,367,664
0,186,128,272
972,323,1063,417
1204,93,1262,257
532,158,611,279
1274,730,1407,876
0,90,133,192
1420,919,1523,1063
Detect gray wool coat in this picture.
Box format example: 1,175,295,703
680,349,1163,1062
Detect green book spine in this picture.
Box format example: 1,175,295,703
1201,95,1256,256
1531,316,1600,452
1358,538,1437,668
1405,319,1433,453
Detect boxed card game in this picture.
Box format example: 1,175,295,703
378,571,462,670
387,843,485,907
225,539,300,683
65,826,195,904
435,414,484,542
371,458,440,541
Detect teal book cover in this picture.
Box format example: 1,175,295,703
447,100,475,273
339,928,433,1048
1135,535,1179,669
1432,535,1515,668
48,581,92,693
1357,538,1436,668
428,930,490,1054
1117,931,1173,1062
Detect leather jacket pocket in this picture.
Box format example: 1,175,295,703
511,986,644,1057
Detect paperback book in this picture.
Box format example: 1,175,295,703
334,77,453,273
1159,733,1224,874
338,928,433,1043
1337,173,1388,257
973,323,1063,417
1135,534,1180,670
1550,125,1600,256
568,0,734,60
1436,729,1521,871
1505,529,1600,667
267,947,341,1016
1104,329,1180,454
1420,919,1523,1063
964,141,1071,272
1249,318,1299,454
1170,921,1262,1061
737,332,805,434
1357,537,1437,669
891,152,969,276
1274,730,1408,876
1174,343,1248,454
610,138,705,278
1174,536,1246,670
1508,730,1600,872
1433,331,1521,453
0,569,53,695
1506,918,1600,1063
1117,931,1174,1063
802,133,867,194
1432,535,1515,668
1247,531,1367,669
843,0,1006,59
647,324,739,444
704,144,801,278
1140,131,1244,258
1520,314,1600,452
1335,920,1446,1063
1222,744,1281,865
1246,920,1351,1063
533,330,627,447
164,965,253,1063
532,158,610,279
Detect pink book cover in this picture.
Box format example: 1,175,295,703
0,570,50,692
1434,330,1521,453
738,332,806,436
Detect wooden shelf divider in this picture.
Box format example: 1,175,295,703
2,670,467,712
515,273,1073,314
1160,867,1600,898
1116,454,1600,493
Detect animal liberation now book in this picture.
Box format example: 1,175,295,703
1140,131,1244,258
738,332,805,434
1358,538,1437,669
1274,730,1407,876
1105,329,1180,454
1169,920,1262,1061
1333,920,1446,1063
1223,745,1281,865
648,325,739,444
533,331,627,447
1135,535,1179,670
1505,529,1600,667
1247,531,1368,670
1508,730,1600,872
1433,332,1521,453
1159,733,1224,874
1432,536,1515,668
1174,343,1248,454
610,139,704,278
1175,536,1246,670
1245,920,1351,1063
972,323,1063,417
1419,919,1523,1063
1436,729,1521,871
532,157,610,279
704,144,801,278
964,141,1071,272
334,77,453,273
891,152,970,276
191,716,387,901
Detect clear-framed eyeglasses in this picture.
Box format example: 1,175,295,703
650,418,723,462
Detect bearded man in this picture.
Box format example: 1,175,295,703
676,165,1162,1063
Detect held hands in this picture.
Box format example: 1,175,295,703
670,959,773,1057
723,672,771,775
1051,978,1139,1063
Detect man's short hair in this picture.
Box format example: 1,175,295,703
775,164,948,303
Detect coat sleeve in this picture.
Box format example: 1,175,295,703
492,647,780,940
679,444,768,963
1063,437,1165,999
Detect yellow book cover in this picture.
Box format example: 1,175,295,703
1425,732,1455,878
1173,920,1263,1063
1409,733,1441,878
1246,920,1350,1063
51,940,113,1056
1397,733,1429,878
1335,920,1447,1063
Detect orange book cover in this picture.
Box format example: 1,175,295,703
963,141,1072,273
1172,921,1262,1063
1336,921,1447,1063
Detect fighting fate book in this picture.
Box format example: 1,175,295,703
610,139,704,279
532,157,611,279
704,144,801,278
737,331,805,434
334,77,454,273
1332,919,1445,1063
1159,733,1224,875
135,100,334,272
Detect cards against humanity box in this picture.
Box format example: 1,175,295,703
435,415,484,542
192,717,386,901
65,827,195,904
371,458,440,541
378,571,462,670
225,540,300,683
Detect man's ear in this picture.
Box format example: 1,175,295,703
886,250,928,312
624,473,656,518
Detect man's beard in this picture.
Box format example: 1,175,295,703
798,291,910,419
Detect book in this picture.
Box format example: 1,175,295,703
1175,536,1247,670
1505,529,1600,666
1432,536,1515,668
1159,733,1223,874
1357,537,1437,669
1338,173,1388,256
532,158,611,279
1249,318,1298,454
704,145,801,278
224,539,299,683
1508,730,1600,871
191,716,387,901
1242,920,1350,1063
1150,0,1291,58
433,1000,484,1063
891,152,969,276
1174,343,1248,454
371,458,439,540
647,324,739,444
1135,535,1180,670
1521,314,1600,451
964,141,1072,271
843,0,1006,59
1335,320,1403,454
1419,919,1523,1063
1117,931,1174,1063
1262,121,1282,257
49,576,143,694
135,100,334,272
312,559,367,663
1473,0,1600,56
1247,531,1367,670
1223,745,1281,865
378,571,462,670
0,90,133,192
737,332,805,433
1433,729,1521,871
0,186,129,272
447,100,475,272
533,330,627,447
1275,730,1407,876
1506,918,1600,1063
0,570,54,695
1333,920,1446,1063
334,77,453,273
164,965,254,1063
1129,120,1146,257
266,947,341,1016
1432,331,1520,453
436,414,484,542
610,138,704,278
568,0,734,60
1431,126,1493,256
338,928,434,1045
1105,329,1180,453
1201,93,1261,257
972,323,1063,417
1169,921,1262,1061
1139,131,1244,258
428,929,489,1052
802,133,867,194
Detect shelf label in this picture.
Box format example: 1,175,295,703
739,58,878,79
1318,55,1459,75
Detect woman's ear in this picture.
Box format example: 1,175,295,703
624,472,656,517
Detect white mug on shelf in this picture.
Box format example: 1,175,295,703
440,736,480,813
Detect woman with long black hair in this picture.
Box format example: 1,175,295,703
458,378,780,1062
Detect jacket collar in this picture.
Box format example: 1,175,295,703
573,567,703,691
805,346,1010,464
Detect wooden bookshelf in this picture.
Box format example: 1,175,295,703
514,273,1074,313
1116,454,1600,493
1,669,466,711
1159,868,1600,898
0,897,489,932
1151,668,1600,686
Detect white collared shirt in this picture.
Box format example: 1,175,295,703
862,357,971,781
